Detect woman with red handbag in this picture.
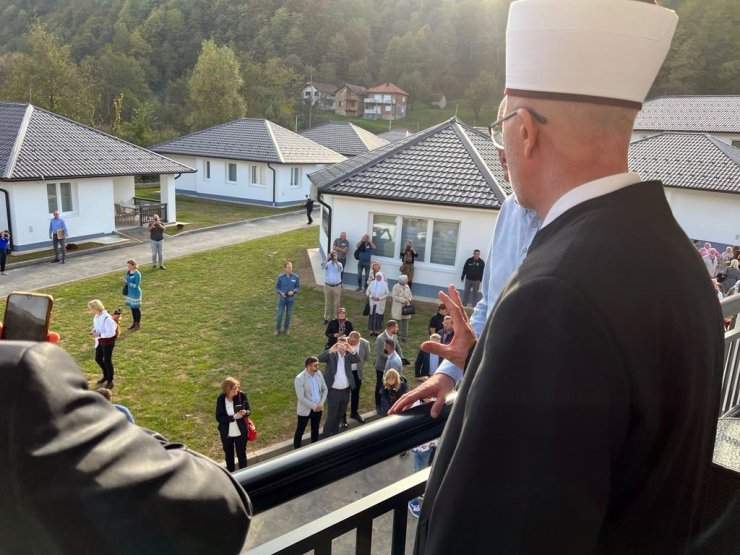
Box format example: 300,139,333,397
215,377,251,471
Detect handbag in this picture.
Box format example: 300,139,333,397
122,284,129,296
363,298,370,316
246,417,258,442
354,247,361,260
401,303,416,316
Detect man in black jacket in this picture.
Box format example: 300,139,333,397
393,2,723,553
460,249,485,306
0,341,251,555
318,339,359,437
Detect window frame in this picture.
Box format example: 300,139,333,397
290,167,301,188
47,181,76,215
227,163,238,183
204,160,211,181
250,164,265,187
370,213,460,268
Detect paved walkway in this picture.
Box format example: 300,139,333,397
0,211,311,297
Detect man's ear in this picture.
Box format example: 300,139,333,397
518,109,540,158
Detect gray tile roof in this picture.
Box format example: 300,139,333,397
629,132,740,194
378,129,413,142
299,122,389,156
309,117,508,209
0,103,194,181
634,96,740,133
152,118,345,165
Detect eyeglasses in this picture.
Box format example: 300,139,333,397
489,107,548,150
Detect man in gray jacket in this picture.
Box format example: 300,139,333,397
293,356,328,449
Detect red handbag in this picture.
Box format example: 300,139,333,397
246,417,257,442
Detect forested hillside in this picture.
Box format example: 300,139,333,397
0,0,736,145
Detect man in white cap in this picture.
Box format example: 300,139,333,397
401,1,724,553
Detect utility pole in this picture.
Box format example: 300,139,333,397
308,68,313,129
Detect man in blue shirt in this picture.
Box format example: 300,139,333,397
355,234,376,291
322,253,343,325
48,210,69,263
390,98,541,415
275,261,300,335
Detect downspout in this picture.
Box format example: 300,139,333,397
316,192,332,256
267,163,277,207
0,188,13,250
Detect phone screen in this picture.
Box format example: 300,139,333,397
2,293,53,341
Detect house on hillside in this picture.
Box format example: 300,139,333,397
0,102,193,251
299,122,388,157
334,84,368,118
151,118,345,207
363,83,409,121
300,81,337,112
629,132,740,246
430,94,447,109
308,117,507,297
632,96,740,146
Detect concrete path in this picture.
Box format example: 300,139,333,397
0,211,311,297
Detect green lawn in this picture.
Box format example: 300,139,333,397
135,186,300,233
2,227,437,461
317,97,500,134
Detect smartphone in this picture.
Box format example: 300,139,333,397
234,404,244,412
1,292,53,341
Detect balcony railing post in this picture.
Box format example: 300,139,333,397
355,519,372,555
391,500,408,555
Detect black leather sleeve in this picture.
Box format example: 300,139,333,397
0,341,252,555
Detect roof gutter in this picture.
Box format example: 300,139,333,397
267,163,277,206
316,191,332,256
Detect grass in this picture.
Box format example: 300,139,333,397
317,97,501,134
1,227,438,461
135,186,300,234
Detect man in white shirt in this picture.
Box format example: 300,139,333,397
318,339,358,437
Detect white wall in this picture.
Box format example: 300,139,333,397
112,175,135,204
172,155,321,206
664,187,740,245
319,195,499,293
8,177,114,247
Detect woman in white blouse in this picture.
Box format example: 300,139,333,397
215,376,251,471
366,271,390,335
88,299,118,389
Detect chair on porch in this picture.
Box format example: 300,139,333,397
115,203,137,226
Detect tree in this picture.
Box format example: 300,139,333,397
240,53,301,128
466,71,497,121
187,40,245,131
0,22,96,123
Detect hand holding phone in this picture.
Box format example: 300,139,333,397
1,292,54,342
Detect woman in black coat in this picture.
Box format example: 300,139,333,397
215,376,251,471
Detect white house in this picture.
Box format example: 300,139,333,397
308,117,508,298
152,118,345,207
632,96,740,146
629,132,740,247
0,102,194,251
299,122,389,157
299,81,337,112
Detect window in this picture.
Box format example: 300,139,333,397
204,160,211,180
401,217,427,260
227,163,237,183
251,165,263,185
372,214,398,258
290,167,301,187
371,213,460,267
430,220,460,265
47,182,74,214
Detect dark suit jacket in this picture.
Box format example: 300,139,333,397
324,318,355,348
216,391,251,442
414,350,437,377
416,182,724,554
318,349,359,389
0,341,251,555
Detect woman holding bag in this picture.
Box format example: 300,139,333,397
366,271,389,335
391,275,413,342
215,376,251,471
120,259,142,330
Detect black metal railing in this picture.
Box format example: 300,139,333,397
133,197,167,226
236,398,452,515
720,295,740,415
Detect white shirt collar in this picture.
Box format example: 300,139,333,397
541,172,641,228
